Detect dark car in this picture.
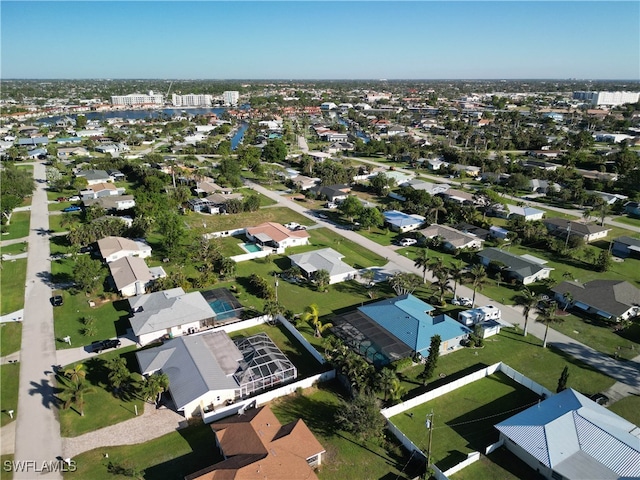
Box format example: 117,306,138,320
62,205,81,213
51,295,63,306
89,339,122,354
591,393,609,406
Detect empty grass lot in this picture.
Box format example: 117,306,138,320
1,212,30,240
0,322,22,357
1,363,20,428
183,206,312,233
0,258,27,315
0,241,28,255
608,395,640,426
396,328,615,399
271,382,422,480
390,372,542,472
63,421,220,479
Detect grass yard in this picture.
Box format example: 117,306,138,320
613,215,640,228
450,446,543,480
183,207,312,233
51,288,128,350
0,363,20,428
236,187,278,207
390,372,542,472
57,346,144,437
64,422,219,479
271,382,422,480
48,212,81,233
0,242,28,255
1,212,30,241
303,227,386,269
397,328,615,400
608,395,640,426
550,312,640,360
0,322,22,357
0,258,27,315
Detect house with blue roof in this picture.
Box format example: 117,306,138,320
357,294,471,357
495,388,640,480
383,210,425,233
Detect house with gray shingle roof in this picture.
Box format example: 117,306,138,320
495,388,640,480
543,218,611,243
612,236,640,258
551,279,640,322
128,288,214,345
288,248,358,285
108,256,165,297
477,248,553,285
419,224,484,252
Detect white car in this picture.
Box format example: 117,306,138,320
452,297,473,307
399,238,418,247
68,196,80,202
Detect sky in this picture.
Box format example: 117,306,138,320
1,1,639,80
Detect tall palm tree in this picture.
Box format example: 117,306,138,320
62,381,95,417
448,260,466,300
377,368,398,402
263,300,283,324
64,363,86,386
427,256,447,282
536,301,563,348
428,197,447,225
413,248,430,283
433,276,452,305
469,265,488,307
301,303,320,327
141,373,170,406
562,292,574,312
515,288,537,337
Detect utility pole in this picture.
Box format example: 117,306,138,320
426,409,434,469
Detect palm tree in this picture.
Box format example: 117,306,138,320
448,260,466,300
536,301,563,348
413,248,430,283
312,269,331,291
515,288,537,337
141,373,170,406
428,197,447,225
433,276,452,305
360,269,376,286
377,368,398,402
64,363,86,386
427,256,447,282
469,265,488,307
106,357,130,393
263,300,283,324
562,292,573,311
62,381,95,417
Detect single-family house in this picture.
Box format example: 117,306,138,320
76,169,113,185
108,256,165,297
193,180,233,196
95,143,129,155
543,218,611,243
623,201,640,217
57,146,89,158
246,222,310,250
551,279,640,322
586,190,628,205
528,179,561,194
136,331,297,417
128,288,215,346
452,164,481,177
332,294,471,365
383,210,425,232
489,226,510,240
326,141,354,154
495,388,640,480
400,179,450,195
18,137,49,146
290,174,320,191
439,188,475,205
310,184,351,203
288,248,358,285
419,224,485,251
25,148,47,159
186,405,325,480
106,169,126,181
477,248,553,285
612,236,640,258
307,151,332,163
492,204,545,221
83,195,135,211
454,222,491,240
80,182,126,200
97,236,152,263
423,157,449,171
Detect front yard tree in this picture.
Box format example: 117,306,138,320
62,380,95,417
515,288,537,337
377,367,399,402
414,249,430,283
106,357,131,394
72,255,105,293
596,250,612,272
157,213,185,257
64,363,87,386
312,269,331,292
536,301,563,348
469,265,488,307
390,272,422,296
419,335,442,385
335,393,386,441
141,372,169,406
339,195,363,222
369,172,395,196
261,138,288,163
357,207,384,230
448,260,466,300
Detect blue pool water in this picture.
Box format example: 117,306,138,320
241,243,261,253
208,299,237,321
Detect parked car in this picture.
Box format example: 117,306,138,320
50,295,63,307
451,297,473,307
62,205,81,213
56,197,67,202
68,196,80,202
399,238,418,247
89,339,122,354
591,393,609,406
316,212,328,219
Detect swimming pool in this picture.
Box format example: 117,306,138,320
241,243,262,253
208,299,237,321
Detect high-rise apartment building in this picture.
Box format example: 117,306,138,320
171,94,213,107
223,91,240,106
573,91,639,106
110,91,164,106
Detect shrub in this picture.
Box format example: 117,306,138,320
391,357,413,372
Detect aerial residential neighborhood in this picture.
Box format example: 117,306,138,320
1,2,640,480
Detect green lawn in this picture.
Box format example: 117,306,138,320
608,395,640,426
397,328,614,399
64,423,219,479
237,187,278,206
57,346,145,437
391,372,542,472
450,447,543,480
183,207,312,233
48,212,81,233
0,259,27,315
271,382,422,480
1,212,30,240
303,227,386,269
0,363,20,427
613,215,640,228
0,242,28,255
0,322,22,357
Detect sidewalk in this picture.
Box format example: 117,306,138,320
62,403,187,459
0,309,24,323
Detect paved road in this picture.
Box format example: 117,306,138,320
246,180,640,389
13,162,63,479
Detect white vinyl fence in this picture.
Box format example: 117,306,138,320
278,316,327,364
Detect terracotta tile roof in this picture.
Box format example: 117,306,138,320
246,222,309,243
187,406,324,480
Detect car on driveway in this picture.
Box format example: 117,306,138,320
68,196,80,202
399,238,418,247
316,212,328,219
451,297,473,307
89,339,121,354
62,205,81,213
51,295,63,306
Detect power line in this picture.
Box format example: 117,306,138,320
432,400,539,430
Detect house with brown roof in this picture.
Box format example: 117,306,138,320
186,405,325,480
107,256,165,297
419,224,484,252
245,222,310,250
80,182,126,200
97,236,152,263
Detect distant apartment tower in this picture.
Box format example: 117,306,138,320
171,94,213,107
111,91,164,106
223,91,240,106
573,91,640,106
